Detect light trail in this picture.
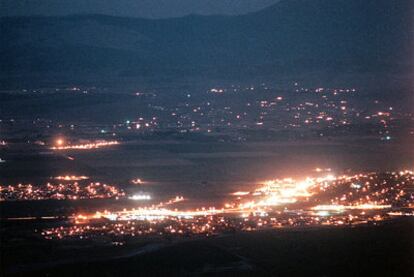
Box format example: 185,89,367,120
53,175,89,181
311,204,392,211
51,141,119,150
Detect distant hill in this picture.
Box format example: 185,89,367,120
1,0,413,89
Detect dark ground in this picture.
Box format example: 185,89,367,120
3,218,413,277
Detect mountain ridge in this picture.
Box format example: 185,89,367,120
1,0,413,89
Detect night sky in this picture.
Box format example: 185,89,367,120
0,0,279,18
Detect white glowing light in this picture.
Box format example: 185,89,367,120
129,194,151,201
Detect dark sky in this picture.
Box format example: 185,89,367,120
0,0,279,18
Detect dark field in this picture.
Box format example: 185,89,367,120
3,218,413,277
1,139,413,218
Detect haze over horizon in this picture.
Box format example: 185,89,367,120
1,0,279,18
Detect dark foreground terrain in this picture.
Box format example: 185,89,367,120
3,218,413,277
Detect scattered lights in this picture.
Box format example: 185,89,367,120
311,204,391,211
1,182,124,201
28,170,414,240
388,211,414,216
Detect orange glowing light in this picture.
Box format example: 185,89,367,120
56,139,64,146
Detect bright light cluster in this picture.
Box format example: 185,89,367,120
51,140,119,150
53,175,89,181
0,182,125,201
37,170,414,240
